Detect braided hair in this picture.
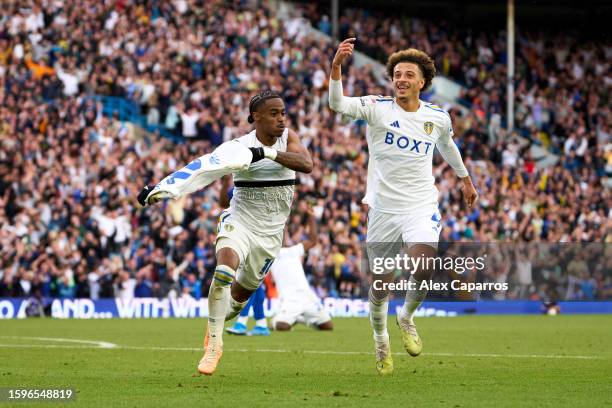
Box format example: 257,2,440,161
247,90,282,124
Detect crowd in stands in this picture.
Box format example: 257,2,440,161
0,0,609,303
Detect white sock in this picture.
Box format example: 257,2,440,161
255,319,267,328
207,265,236,344
369,288,389,343
237,315,248,326
226,296,248,321
400,275,428,324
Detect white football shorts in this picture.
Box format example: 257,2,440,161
366,204,442,274
215,210,282,290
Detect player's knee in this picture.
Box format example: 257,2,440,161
275,321,292,331
216,247,241,270
317,320,333,331
408,244,437,280
369,286,389,302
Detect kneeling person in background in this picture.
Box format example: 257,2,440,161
270,209,333,331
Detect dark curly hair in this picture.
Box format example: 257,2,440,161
386,49,436,91
247,90,282,124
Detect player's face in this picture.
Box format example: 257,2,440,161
257,98,286,137
392,62,425,98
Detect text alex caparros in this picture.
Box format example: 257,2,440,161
372,279,508,292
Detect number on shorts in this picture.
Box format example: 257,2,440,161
260,258,274,276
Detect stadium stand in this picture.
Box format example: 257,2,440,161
0,0,609,302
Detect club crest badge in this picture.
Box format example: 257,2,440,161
424,122,434,135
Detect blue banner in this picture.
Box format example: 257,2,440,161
0,298,611,319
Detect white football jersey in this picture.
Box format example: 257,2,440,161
270,243,319,304
230,129,296,235
345,97,454,213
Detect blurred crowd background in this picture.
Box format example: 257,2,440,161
0,0,610,303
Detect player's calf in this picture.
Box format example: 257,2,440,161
225,282,253,320
368,285,390,343
205,265,236,346
225,296,248,321
199,265,236,376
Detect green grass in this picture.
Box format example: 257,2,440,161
1,316,611,407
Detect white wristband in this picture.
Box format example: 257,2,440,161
263,147,277,160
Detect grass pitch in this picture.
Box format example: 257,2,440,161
1,315,611,407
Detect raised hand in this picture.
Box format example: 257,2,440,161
332,38,356,68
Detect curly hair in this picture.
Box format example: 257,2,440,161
386,49,436,91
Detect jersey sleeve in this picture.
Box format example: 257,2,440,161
435,114,469,178
328,78,381,123
150,140,252,200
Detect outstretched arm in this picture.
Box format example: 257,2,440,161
137,140,252,206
